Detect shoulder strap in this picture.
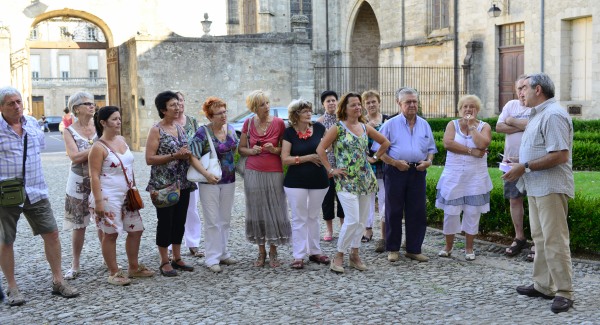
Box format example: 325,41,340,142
22,133,28,182
97,139,133,188
203,126,217,157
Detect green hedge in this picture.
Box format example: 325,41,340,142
425,174,600,253
428,118,600,171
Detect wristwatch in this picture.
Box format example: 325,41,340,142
524,162,531,173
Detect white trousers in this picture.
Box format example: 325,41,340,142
184,187,203,248
284,187,328,259
168,187,202,251
336,191,370,252
199,183,235,266
366,178,385,227
443,205,482,235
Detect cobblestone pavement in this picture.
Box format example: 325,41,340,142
1,152,599,324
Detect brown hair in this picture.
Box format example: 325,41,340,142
287,99,313,126
202,96,227,118
337,92,366,123
361,89,381,105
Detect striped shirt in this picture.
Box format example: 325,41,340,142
0,114,49,204
518,98,574,198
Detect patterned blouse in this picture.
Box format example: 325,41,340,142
146,123,197,192
333,121,378,195
190,124,239,184
321,112,337,166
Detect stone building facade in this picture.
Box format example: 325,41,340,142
1,0,599,150
230,0,600,119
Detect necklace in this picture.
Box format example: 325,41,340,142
257,118,270,133
296,126,312,140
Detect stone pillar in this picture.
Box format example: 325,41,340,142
291,14,309,39
0,24,11,86
463,41,483,95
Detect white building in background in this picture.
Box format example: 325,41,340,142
29,17,107,118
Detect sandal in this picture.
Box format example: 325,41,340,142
290,259,304,269
526,245,535,262
254,253,266,267
128,264,155,278
361,228,373,242
323,231,333,242
107,270,132,286
64,268,80,280
171,259,194,272
269,252,281,268
505,238,527,256
159,261,178,277
438,249,452,257
189,247,205,258
465,252,476,261
309,254,330,264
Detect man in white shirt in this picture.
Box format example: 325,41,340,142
496,75,532,259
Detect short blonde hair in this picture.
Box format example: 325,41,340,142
245,90,269,113
287,99,313,126
361,90,381,105
457,95,482,114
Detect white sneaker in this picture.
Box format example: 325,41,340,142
209,264,222,273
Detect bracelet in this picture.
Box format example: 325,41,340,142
467,148,472,155
295,156,300,164
328,168,334,175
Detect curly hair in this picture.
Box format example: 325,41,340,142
287,99,313,126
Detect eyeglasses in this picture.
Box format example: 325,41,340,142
298,109,313,115
213,110,228,117
77,102,95,107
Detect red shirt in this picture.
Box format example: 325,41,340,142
242,116,285,172
62,114,73,128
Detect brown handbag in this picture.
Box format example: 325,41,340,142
98,139,144,211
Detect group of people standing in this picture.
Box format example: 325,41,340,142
0,72,575,314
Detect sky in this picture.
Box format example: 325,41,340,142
162,0,227,37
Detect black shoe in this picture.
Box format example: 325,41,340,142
551,296,573,314
516,284,555,300
171,259,194,272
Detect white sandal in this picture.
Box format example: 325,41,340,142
438,249,452,257
465,252,476,261
64,268,80,280
107,270,132,286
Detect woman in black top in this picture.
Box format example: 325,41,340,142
281,99,330,269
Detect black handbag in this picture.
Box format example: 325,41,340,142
0,134,27,207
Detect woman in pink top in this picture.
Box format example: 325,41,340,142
238,90,291,268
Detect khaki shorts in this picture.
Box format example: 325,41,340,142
0,198,58,244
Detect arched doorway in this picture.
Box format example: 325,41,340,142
26,9,118,118
349,2,380,92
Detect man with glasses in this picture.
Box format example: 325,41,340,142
503,73,575,314
0,86,79,306
372,87,437,263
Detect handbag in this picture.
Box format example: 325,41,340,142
0,134,27,207
235,118,252,177
187,126,222,183
98,139,144,211
150,181,180,208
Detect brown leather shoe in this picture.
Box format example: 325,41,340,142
516,284,554,300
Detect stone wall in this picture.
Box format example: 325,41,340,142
119,33,312,150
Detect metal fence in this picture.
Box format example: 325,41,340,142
314,66,468,118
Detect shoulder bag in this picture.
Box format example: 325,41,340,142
235,118,252,177
0,134,27,207
187,125,222,183
98,139,144,211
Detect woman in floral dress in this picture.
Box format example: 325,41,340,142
316,92,390,273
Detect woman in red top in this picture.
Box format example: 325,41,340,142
239,90,291,268
62,107,74,128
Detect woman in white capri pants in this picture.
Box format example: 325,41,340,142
282,99,330,269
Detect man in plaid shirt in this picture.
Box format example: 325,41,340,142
0,86,79,306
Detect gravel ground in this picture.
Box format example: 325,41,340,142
1,152,599,324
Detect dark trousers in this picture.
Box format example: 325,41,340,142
321,177,345,220
156,188,191,247
384,165,427,254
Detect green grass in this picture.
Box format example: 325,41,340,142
427,166,597,197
